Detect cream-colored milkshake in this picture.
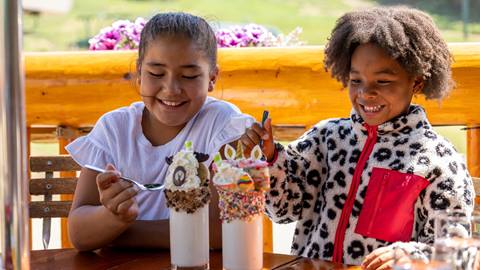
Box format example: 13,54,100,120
222,214,263,270
165,141,211,269
170,205,209,269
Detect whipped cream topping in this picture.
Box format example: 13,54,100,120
212,162,244,187
165,149,201,191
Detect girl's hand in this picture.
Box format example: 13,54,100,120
240,118,275,161
362,246,409,270
96,164,139,223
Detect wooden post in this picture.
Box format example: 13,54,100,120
468,127,480,238
467,126,480,177
263,215,273,252
24,44,480,128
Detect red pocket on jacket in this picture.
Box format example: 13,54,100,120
354,167,430,242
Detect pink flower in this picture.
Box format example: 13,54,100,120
89,18,146,51
215,23,304,48
89,19,304,50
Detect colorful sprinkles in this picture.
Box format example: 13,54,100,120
217,187,265,223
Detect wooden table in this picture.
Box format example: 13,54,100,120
30,248,359,269
31,248,297,270
278,257,361,269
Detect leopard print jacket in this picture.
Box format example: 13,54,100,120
265,105,474,265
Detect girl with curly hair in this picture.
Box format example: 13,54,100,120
241,6,474,269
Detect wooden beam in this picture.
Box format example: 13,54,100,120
24,44,480,128
263,215,273,253
29,201,71,218
30,155,80,172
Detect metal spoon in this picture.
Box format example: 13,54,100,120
84,164,164,191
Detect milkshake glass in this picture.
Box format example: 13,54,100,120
170,205,209,269
164,141,211,269
222,212,263,270
212,144,269,270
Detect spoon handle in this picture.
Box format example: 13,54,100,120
84,164,137,184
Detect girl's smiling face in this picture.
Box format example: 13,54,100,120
139,35,217,129
349,43,423,126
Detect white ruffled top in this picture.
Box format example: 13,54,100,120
65,97,254,220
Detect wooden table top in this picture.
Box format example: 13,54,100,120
30,248,360,269
278,257,362,270
31,248,297,270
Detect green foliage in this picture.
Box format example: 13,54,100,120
375,0,480,22
22,0,369,51
23,0,480,52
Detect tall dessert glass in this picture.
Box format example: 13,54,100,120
212,144,269,270
165,141,211,269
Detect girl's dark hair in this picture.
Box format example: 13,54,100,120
324,6,454,100
136,12,217,73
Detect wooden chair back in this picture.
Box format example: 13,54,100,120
29,155,80,249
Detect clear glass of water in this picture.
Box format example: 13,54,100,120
392,245,451,270
392,246,414,270
432,210,480,270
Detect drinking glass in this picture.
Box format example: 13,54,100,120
432,210,480,270
222,214,263,270
169,205,209,269
392,245,451,270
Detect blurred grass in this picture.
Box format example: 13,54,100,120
23,0,354,51
23,0,480,51
433,126,467,156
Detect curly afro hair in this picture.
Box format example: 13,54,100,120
324,6,454,100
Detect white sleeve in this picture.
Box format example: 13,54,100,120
198,99,254,160
209,114,254,153
65,115,115,168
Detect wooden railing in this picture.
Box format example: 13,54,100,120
25,43,480,249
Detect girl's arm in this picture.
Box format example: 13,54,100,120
265,132,323,224
241,119,326,224
69,167,223,250
68,167,138,251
